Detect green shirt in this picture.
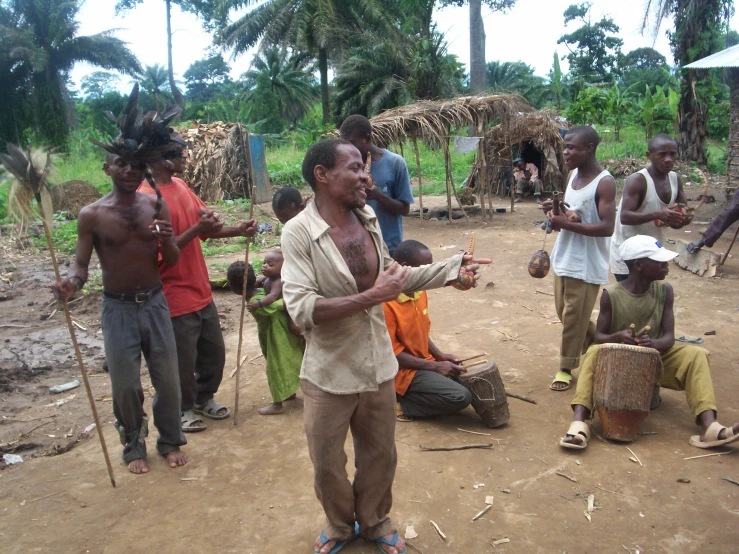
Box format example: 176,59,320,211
604,281,667,339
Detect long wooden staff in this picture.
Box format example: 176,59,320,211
0,145,115,486
233,125,257,425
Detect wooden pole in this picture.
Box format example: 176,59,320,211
39,200,115,487
477,119,487,220
233,125,257,426
413,135,424,221
509,139,516,213
443,138,453,223
721,225,739,266
446,136,469,222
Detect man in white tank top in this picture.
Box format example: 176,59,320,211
610,134,690,280
544,126,617,392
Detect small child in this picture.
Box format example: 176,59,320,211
227,259,304,415
272,186,305,225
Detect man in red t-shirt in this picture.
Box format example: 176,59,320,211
139,147,257,432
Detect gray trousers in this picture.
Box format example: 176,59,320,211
516,178,543,196
170,301,226,411
399,370,472,418
101,292,186,463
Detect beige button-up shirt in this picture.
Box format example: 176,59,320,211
282,201,463,394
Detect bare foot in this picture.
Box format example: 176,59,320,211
550,373,572,391
378,533,406,554
560,434,586,446
258,402,284,415
128,458,149,474
165,450,189,468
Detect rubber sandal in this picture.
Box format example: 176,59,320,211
689,421,739,449
396,402,414,423
314,523,359,554
676,336,704,344
559,421,590,450
376,532,407,554
550,370,572,391
193,398,231,420
181,410,207,433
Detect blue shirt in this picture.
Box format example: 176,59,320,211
367,149,414,255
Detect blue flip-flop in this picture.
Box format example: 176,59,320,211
314,523,360,554
377,531,407,554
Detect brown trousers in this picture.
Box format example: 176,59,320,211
554,275,599,370
302,379,397,541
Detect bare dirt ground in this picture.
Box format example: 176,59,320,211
1,192,738,554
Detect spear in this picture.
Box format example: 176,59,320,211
233,125,257,426
1,144,116,487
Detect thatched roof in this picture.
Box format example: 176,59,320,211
179,121,253,202
467,110,567,195
330,93,531,146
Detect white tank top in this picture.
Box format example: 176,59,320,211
610,169,678,275
551,168,612,285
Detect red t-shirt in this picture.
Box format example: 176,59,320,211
138,177,212,317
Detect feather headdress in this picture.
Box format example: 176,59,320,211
0,143,57,226
88,83,184,219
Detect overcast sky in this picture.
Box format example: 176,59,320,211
70,0,737,93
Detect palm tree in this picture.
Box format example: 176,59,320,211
241,47,317,130
641,0,733,162
1,0,141,149
219,0,400,124
133,64,173,111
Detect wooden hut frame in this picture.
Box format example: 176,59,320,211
331,93,530,220
465,110,567,211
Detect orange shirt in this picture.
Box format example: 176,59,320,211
382,291,434,396
138,177,212,317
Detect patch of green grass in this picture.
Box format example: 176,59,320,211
31,219,78,254
201,237,259,257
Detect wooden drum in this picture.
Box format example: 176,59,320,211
593,344,663,442
458,361,510,428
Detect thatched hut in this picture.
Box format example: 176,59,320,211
685,46,739,198
331,93,532,219
465,110,567,203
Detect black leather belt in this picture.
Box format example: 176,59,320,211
103,282,163,303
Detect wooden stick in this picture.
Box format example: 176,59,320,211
38,203,115,488
596,485,637,500
684,449,735,460
419,443,493,452
412,135,423,221
721,476,739,487
477,119,487,221
233,126,257,426
429,520,446,541
471,504,492,521
555,471,578,483
27,490,66,503
459,352,486,363
506,392,537,404
442,138,453,224
457,428,492,436
463,359,488,369
634,325,651,337
535,289,555,296
626,446,643,466
721,225,739,266
628,323,636,338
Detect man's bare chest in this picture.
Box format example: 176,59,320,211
96,204,156,248
330,228,378,291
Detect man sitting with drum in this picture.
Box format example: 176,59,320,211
560,235,739,450
383,240,473,422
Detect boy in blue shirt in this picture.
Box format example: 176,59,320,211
340,114,414,257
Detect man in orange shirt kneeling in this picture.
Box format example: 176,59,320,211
383,240,473,422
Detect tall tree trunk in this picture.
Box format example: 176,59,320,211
469,0,486,94
165,0,186,108
728,71,739,193
678,69,708,164
319,47,330,124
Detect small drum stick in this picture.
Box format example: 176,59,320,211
629,323,636,337
463,359,488,369
635,325,651,337
459,352,486,363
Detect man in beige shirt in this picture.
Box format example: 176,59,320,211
282,139,489,554
513,157,543,202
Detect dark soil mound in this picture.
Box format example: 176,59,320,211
51,180,102,218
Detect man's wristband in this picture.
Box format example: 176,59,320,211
257,300,263,308
69,276,84,291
